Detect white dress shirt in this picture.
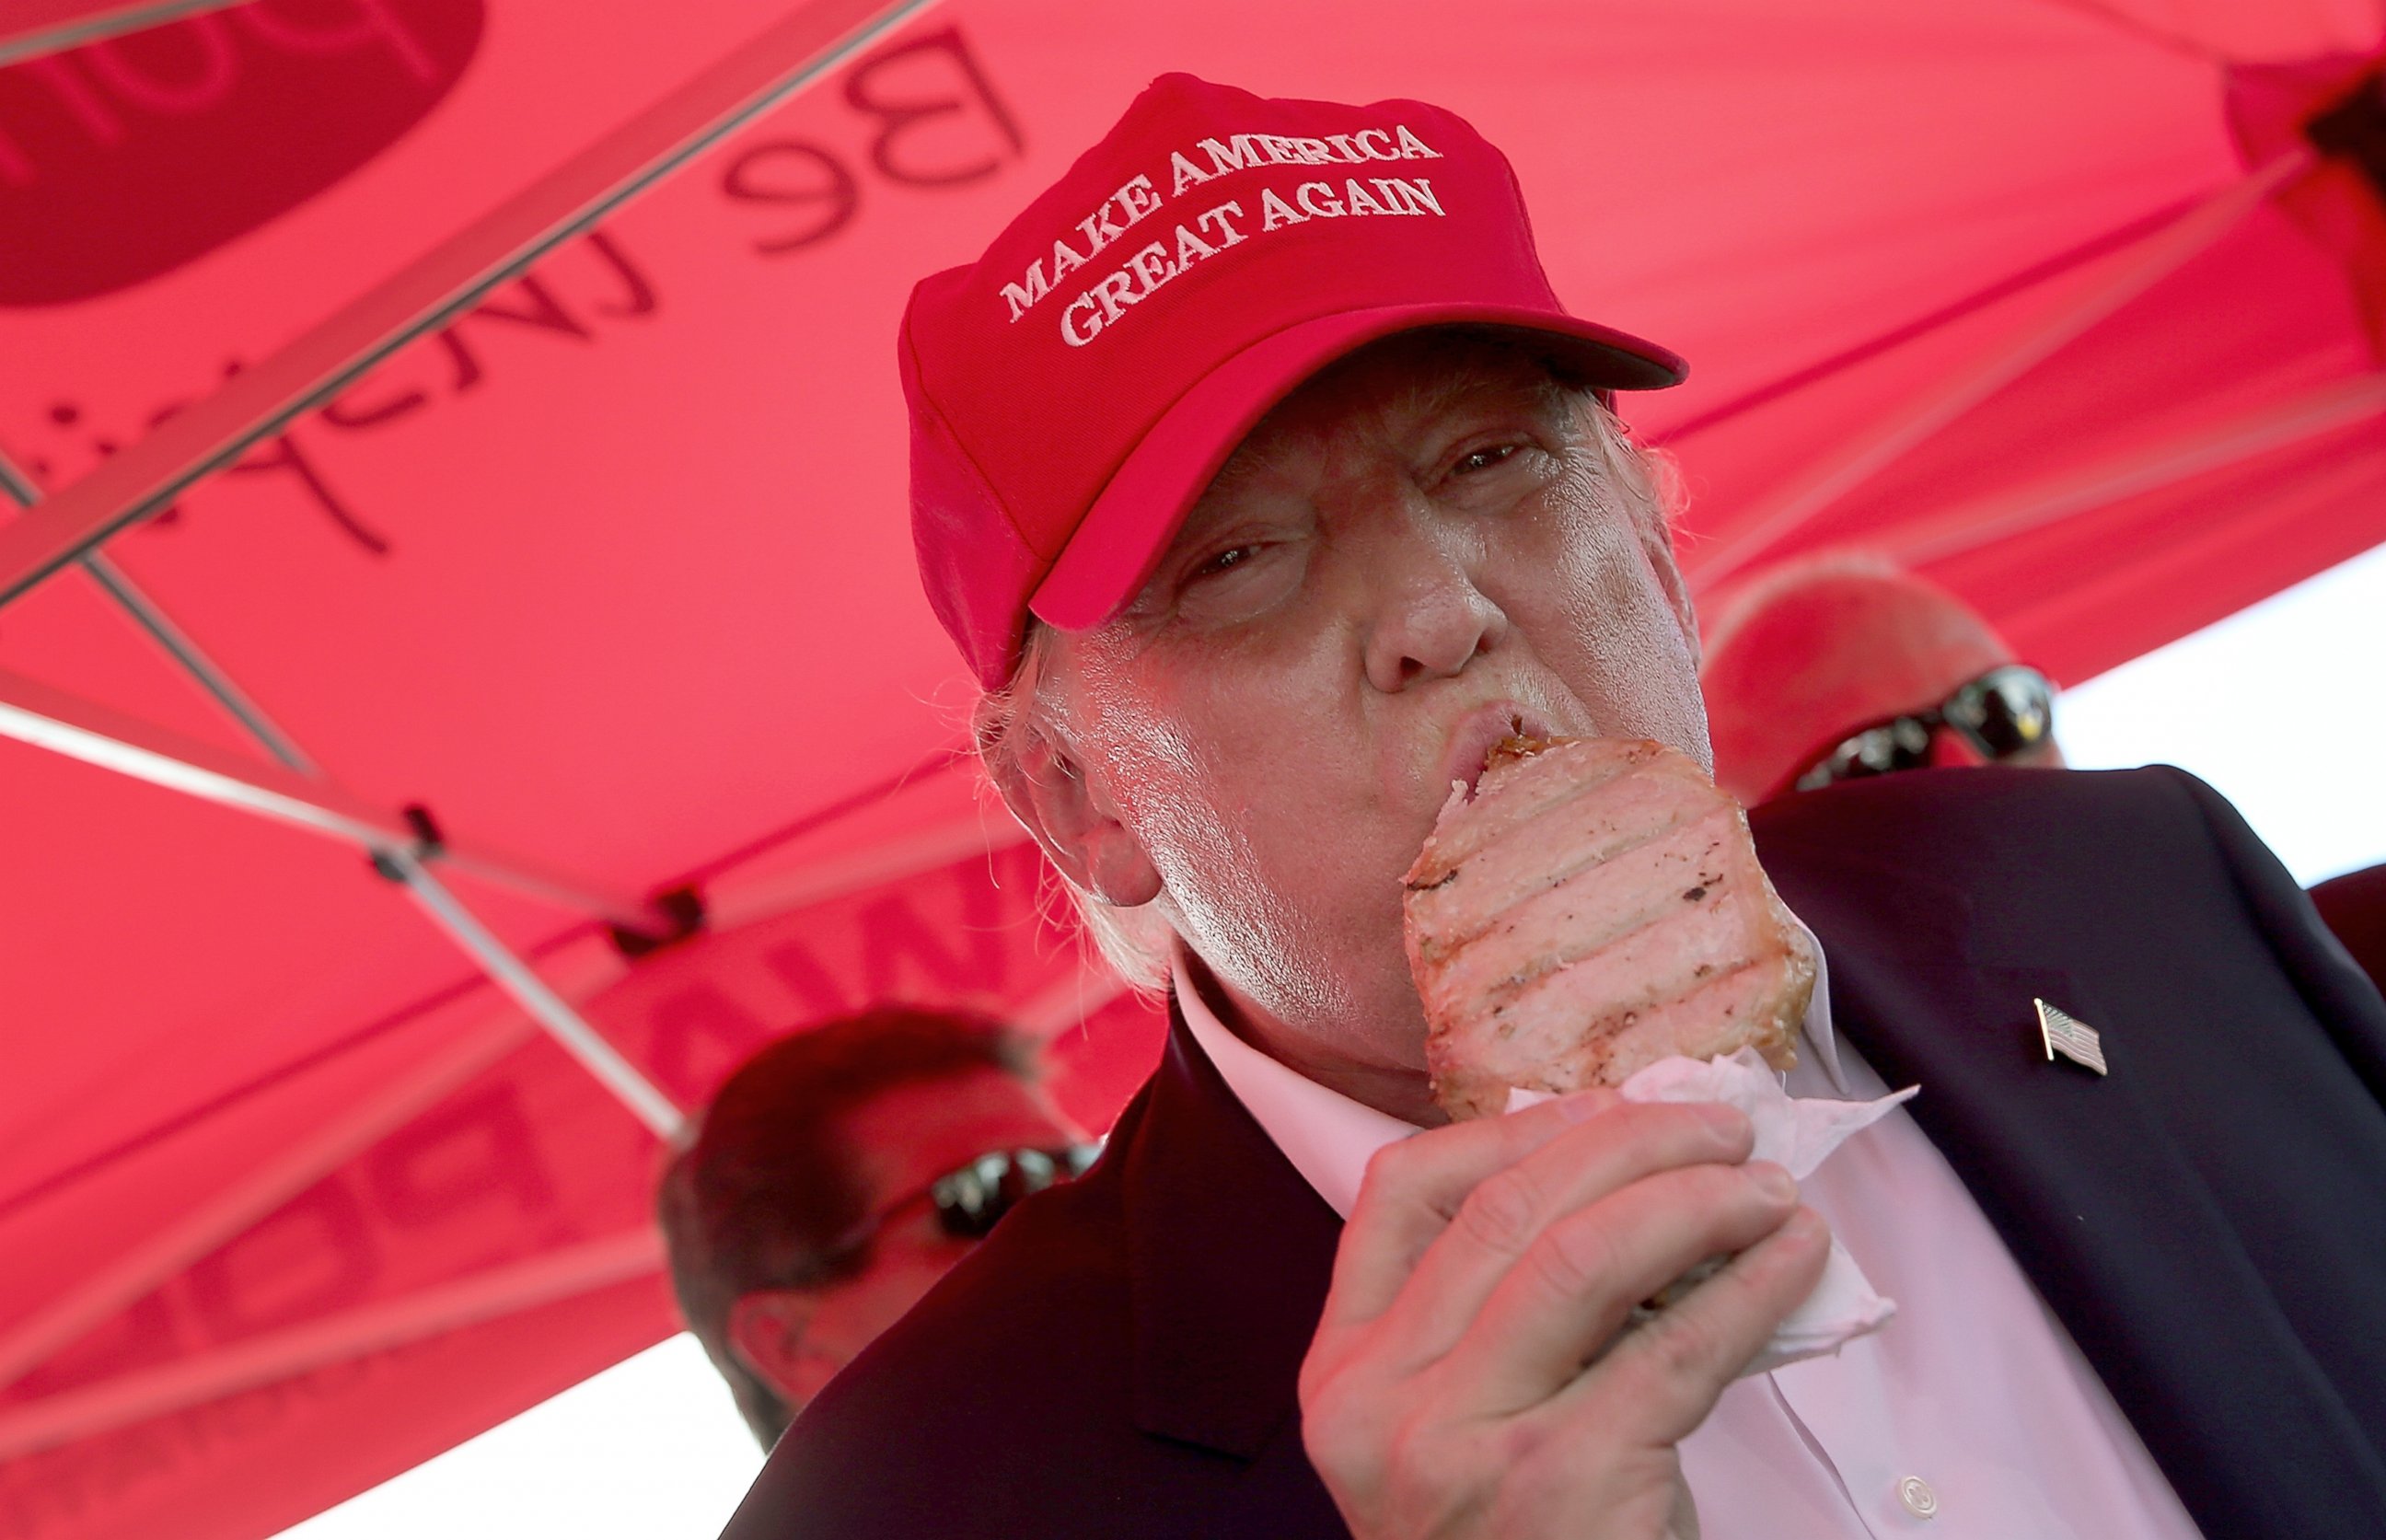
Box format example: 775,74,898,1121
1172,937,2206,1538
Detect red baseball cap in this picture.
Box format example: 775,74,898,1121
900,73,1686,688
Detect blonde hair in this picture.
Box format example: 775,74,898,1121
973,362,1686,991
972,624,1177,990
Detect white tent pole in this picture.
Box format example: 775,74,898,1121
0,0,909,1121
0,662,687,1133
0,1230,663,1462
0,930,1129,1444
1691,145,2317,593
380,849,685,1139
0,0,935,612
11,461,314,773
75,547,321,775
1885,371,2386,568
0,0,246,68
0,660,666,929
0,810,1054,1396
4,455,689,1138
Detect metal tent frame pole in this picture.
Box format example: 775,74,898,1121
0,0,934,612
77,546,323,776
0,0,935,1133
0,452,687,1137
0,0,247,68
0,810,1039,1399
0,655,666,930
0,0,958,1411
380,848,683,1136
0,962,1143,1454
0,0,948,1419
2,450,323,779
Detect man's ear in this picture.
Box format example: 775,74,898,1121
987,723,1163,909
726,1291,810,1402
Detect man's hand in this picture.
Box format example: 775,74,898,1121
1298,1093,1829,1539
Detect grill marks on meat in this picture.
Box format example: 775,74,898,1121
1404,736,1814,1121
1418,806,1743,1019
1407,768,1724,970
1409,736,1662,885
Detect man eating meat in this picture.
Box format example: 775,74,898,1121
721,75,2386,1540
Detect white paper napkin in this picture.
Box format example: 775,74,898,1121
1508,1048,1917,1375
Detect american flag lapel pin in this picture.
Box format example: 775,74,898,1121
2035,998,2109,1076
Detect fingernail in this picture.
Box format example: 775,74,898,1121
1748,1163,1797,1202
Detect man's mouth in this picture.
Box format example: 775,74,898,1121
1440,701,1563,797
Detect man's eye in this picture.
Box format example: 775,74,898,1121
1193,544,1260,578
1455,445,1520,474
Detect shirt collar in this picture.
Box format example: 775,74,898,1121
1172,947,1419,1220
1171,906,1846,1221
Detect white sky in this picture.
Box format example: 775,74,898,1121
2056,538,2386,886
272,538,2386,1540
271,1335,764,1540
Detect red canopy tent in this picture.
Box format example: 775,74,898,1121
0,2,2379,1536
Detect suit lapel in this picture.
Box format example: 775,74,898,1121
1760,830,2386,1540
1122,1006,1346,1459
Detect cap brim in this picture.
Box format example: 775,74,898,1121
1029,304,1685,631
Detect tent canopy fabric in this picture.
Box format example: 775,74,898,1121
1,2,2380,1537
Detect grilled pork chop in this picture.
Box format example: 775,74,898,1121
1405,735,1813,1121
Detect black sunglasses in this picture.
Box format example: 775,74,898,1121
1782,665,2056,798
816,1143,1104,1279
926,1142,1104,1238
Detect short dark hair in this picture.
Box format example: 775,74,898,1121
655,1006,1033,1445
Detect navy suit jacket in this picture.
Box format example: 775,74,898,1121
2312,863,2386,995
722,768,2386,1539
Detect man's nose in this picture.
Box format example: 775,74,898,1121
1357,513,1510,694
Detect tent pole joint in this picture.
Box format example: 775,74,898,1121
2305,68,2386,198
367,804,448,883
385,852,686,1139
607,884,708,959
357,815,685,1137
